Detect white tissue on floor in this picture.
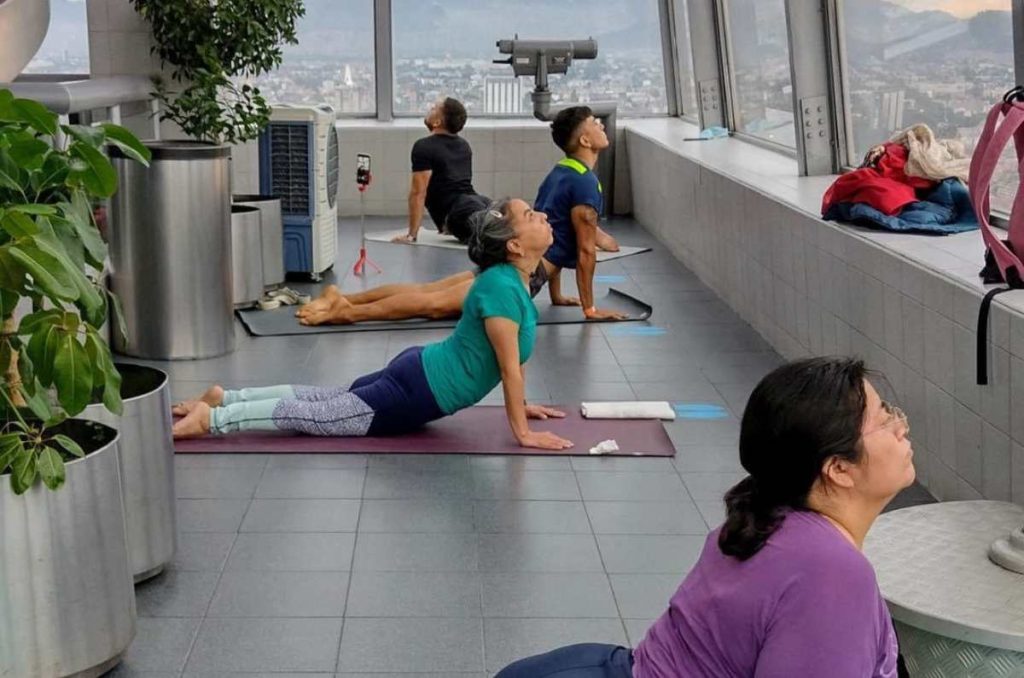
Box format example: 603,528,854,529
589,439,620,455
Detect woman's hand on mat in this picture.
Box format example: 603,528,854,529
518,430,574,450
391,233,417,244
525,404,567,420
584,307,628,321
550,295,581,307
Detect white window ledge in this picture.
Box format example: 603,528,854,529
623,117,1022,321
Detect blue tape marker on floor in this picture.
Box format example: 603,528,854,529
673,403,730,420
595,275,627,284
607,326,667,337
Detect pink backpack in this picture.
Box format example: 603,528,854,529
971,87,1024,384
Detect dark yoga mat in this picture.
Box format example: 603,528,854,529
236,288,652,337
175,405,675,457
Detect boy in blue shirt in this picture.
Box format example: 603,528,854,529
534,105,624,321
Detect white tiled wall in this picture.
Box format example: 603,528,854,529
626,125,1024,505
226,121,621,217
330,123,566,218
85,0,182,141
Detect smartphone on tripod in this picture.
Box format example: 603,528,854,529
356,153,371,187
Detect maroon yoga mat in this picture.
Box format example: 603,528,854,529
174,405,675,457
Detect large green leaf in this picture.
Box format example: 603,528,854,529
10,445,37,494
101,123,152,165
107,289,128,346
27,323,60,387
0,249,24,290
20,379,53,423
8,137,50,170
11,99,57,137
8,204,57,216
0,90,16,121
37,446,65,490
65,192,108,267
35,152,70,193
17,343,35,393
1,211,39,238
0,149,23,192
7,243,78,300
85,331,122,415
0,434,22,475
64,124,105,148
17,309,62,336
68,143,117,198
53,434,84,459
0,288,17,318
53,334,92,415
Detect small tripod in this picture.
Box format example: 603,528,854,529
352,163,381,276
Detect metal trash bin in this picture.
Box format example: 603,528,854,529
108,141,234,359
233,194,285,289
231,204,264,306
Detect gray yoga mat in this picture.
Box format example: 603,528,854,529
236,288,652,336
365,228,652,262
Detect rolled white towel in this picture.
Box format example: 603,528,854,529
580,401,676,421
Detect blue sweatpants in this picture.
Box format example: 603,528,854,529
209,346,445,436
495,643,634,678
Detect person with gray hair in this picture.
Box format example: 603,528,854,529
296,197,555,325
173,198,572,451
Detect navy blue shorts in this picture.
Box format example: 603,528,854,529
350,346,445,435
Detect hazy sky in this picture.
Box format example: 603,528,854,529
887,0,1010,17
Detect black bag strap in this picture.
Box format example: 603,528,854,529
977,286,1016,384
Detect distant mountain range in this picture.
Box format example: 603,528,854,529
40,0,1012,64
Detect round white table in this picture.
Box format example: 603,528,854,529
864,501,1024,676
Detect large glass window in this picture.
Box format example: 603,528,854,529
23,0,90,74
841,0,1014,209
672,0,699,117
725,0,795,147
250,0,376,115
391,0,669,117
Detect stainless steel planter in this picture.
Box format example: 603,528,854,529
82,363,176,583
108,141,234,360
0,421,136,678
231,204,264,307
233,194,285,289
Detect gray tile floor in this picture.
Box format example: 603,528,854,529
108,217,934,676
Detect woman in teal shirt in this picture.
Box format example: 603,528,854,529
173,198,574,451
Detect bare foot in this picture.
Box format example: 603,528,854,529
296,285,344,319
298,297,356,326
172,385,224,416
172,401,212,439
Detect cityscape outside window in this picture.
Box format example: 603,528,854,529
725,0,795,147
842,0,1015,211
391,0,669,116
673,0,699,116
24,0,90,74
250,0,376,115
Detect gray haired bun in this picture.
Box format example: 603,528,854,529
467,198,515,270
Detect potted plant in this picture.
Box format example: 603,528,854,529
0,88,152,677
105,0,305,359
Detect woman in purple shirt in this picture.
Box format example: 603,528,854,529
495,357,914,678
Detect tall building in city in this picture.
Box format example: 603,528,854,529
879,90,905,133
484,76,524,115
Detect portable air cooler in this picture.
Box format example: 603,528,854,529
258,103,340,280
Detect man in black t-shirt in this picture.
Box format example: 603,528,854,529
391,97,490,244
